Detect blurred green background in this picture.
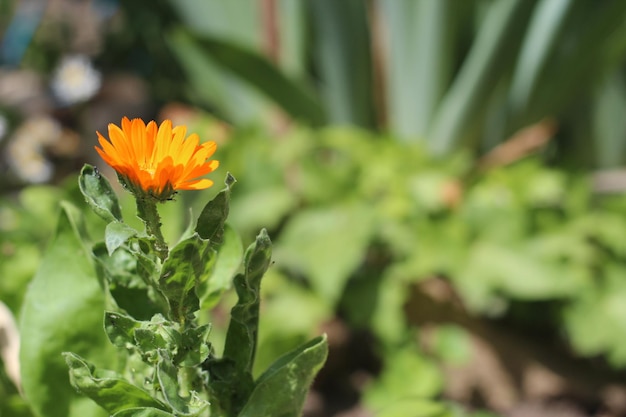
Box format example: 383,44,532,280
3,1,626,416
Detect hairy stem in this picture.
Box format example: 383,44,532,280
136,198,168,261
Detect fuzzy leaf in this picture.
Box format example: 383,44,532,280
155,350,209,416
19,202,115,417
64,353,168,415
93,242,167,321
199,223,243,309
133,315,177,362
176,324,211,367
79,164,123,223
223,229,272,372
238,335,328,417
105,221,138,255
159,234,215,322
104,311,141,348
155,351,186,414
195,173,235,244
207,230,271,416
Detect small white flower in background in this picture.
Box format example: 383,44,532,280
51,55,102,105
6,116,61,183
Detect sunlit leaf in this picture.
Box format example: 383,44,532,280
159,234,214,322
238,335,328,417
64,353,168,415
79,164,123,223
195,173,235,244
20,203,115,417
199,224,243,309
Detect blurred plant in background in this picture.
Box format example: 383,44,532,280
3,0,626,416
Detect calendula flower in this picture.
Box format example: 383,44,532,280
95,117,219,201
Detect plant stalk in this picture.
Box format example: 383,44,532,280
136,198,169,261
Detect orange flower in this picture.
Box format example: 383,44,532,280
95,117,219,200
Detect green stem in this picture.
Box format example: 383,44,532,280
136,197,169,261
179,366,194,398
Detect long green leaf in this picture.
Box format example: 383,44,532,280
199,224,243,309
517,2,626,129
277,0,307,78
237,336,328,417
593,70,626,168
309,0,374,127
379,0,457,140
166,33,265,124
507,0,574,116
222,229,272,372
20,203,115,417
168,0,259,43
427,0,534,154
168,29,324,126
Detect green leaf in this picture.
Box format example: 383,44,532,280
155,351,187,414
64,353,168,415
277,0,307,78
131,315,178,363
19,202,115,417
508,0,575,116
195,173,235,244
363,346,443,412
274,205,374,305
155,350,209,416
169,30,325,126
104,311,141,348
206,230,271,416
428,0,533,154
166,0,270,123
113,408,175,417
93,242,167,321
593,69,626,168
105,221,138,255
380,0,458,140
166,28,265,124
199,223,244,309
134,328,170,361
309,0,373,127
223,230,272,373
176,324,211,367
237,335,328,417
159,234,215,322
79,164,123,223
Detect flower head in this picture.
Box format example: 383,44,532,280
95,117,219,201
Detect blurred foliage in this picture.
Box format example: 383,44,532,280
162,0,626,167
6,122,626,415
213,123,626,371
4,0,626,415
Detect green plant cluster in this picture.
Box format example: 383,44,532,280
214,125,626,412
4,123,626,415
13,166,327,417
